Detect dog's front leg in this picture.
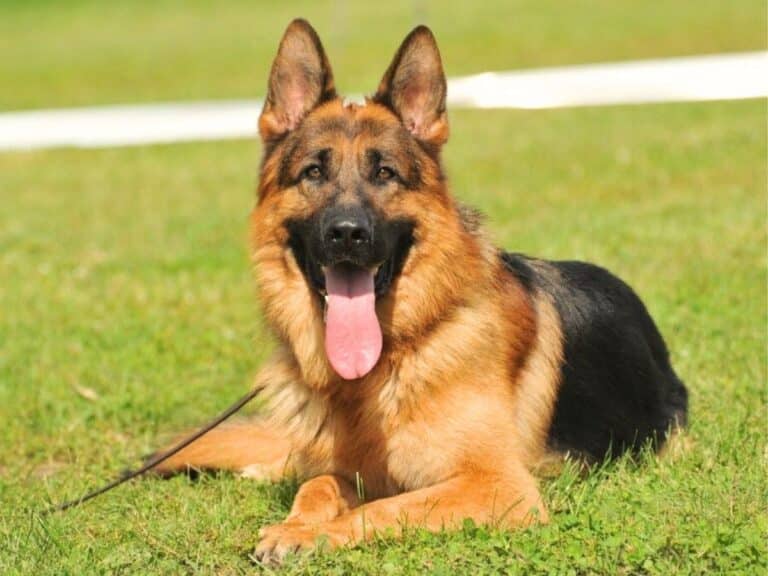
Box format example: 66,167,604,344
258,474,362,536
254,466,546,564
282,474,362,524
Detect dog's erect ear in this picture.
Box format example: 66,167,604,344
259,19,336,141
373,26,448,146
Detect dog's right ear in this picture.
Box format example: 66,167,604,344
259,19,336,142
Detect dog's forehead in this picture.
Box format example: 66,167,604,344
297,100,404,144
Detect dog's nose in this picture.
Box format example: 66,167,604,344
324,216,372,250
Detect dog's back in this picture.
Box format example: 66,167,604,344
502,252,688,460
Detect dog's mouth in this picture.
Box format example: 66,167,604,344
288,222,414,300
287,222,413,380
293,242,411,300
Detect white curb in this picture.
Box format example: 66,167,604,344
0,52,765,151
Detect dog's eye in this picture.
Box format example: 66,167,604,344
303,165,323,181
376,167,395,182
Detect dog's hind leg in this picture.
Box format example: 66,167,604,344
151,353,311,480
150,420,294,481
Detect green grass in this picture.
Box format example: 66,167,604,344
1,1,767,574
0,0,765,110
1,100,765,575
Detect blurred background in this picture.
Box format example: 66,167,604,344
1,0,765,110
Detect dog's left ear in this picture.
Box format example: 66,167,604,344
373,26,448,146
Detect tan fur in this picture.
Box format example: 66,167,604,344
156,21,568,563
657,427,693,462
512,293,565,467
153,422,291,480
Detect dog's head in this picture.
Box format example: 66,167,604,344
252,20,487,383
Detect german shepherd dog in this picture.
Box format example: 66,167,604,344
154,20,688,563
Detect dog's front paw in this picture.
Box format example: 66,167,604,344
254,521,341,565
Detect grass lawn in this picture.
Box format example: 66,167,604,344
0,0,766,110
1,1,766,575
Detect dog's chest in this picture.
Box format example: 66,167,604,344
383,419,460,492
326,376,466,496
329,414,458,498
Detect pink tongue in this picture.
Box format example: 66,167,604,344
324,267,382,380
